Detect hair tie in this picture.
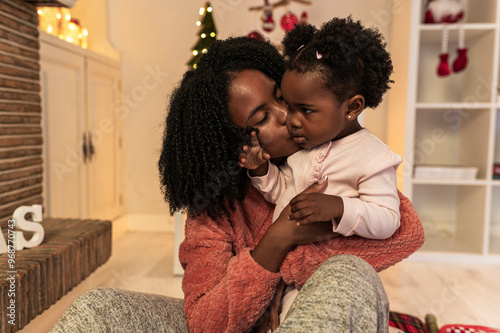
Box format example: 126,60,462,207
296,44,304,51
316,50,323,59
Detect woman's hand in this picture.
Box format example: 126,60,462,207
251,181,338,273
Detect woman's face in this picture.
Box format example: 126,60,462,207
228,69,301,158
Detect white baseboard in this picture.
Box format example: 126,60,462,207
111,215,129,240
125,213,175,233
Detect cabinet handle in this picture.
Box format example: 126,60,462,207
82,132,88,163
88,131,95,161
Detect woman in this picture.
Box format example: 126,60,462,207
159,36,423,332
50,36,423,333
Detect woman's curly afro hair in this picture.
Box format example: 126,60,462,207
282,16,393,109
158,37,285,219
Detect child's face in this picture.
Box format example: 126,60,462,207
281,69,357,149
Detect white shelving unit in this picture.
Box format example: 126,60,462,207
405,0,500,263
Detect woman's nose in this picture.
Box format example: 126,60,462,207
276,106,287,126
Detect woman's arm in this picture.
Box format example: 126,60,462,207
180,212,282,333
181,184,337,332
280,190,425,289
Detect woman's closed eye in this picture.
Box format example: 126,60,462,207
255,112,269,125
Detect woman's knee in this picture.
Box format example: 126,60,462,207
314,255,376,280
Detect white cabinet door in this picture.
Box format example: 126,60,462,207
41,42,87,218
86,58,122,220
40,34,123,221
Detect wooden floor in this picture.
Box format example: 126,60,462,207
20,232,500,332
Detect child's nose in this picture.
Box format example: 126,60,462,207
287,112,301,128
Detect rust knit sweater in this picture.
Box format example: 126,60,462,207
179,186,424,333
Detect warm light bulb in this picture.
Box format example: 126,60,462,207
66,36,73,43
193,50,198,56
58,34,64,39
47,25,53,33
66,14,71,21
82,28,88,36
37,9,44,15
207,7,212,12
196,21,201,26
210,32,215,37
193,64,197,69
56,13,61,19
201,33,206,38
199,7,204,15
202,48,207,53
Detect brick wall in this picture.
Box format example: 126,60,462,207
0,0,43,228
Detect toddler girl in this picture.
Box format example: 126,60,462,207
240,16,402,240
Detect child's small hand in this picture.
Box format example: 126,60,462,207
238,131,270,170
288,179,343,225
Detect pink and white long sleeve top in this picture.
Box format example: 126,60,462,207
250,128,403,239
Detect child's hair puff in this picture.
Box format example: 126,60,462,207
282,16,393,109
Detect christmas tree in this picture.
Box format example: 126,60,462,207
188,2,217,69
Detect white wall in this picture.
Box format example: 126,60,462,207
72,0,405,231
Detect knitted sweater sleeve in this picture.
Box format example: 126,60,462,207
280,191,425,289
179,213,282,333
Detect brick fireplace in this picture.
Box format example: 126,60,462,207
0,0,74,228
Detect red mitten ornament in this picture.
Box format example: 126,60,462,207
437,28,451,77
452,27,468,72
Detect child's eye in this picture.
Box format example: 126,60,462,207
304,109,313,114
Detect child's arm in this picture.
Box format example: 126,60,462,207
289,151,401,239
238,131,269,177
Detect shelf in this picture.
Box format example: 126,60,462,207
412,184,486,254
413,108,491,178
412,178,487,185
419,23,498,31
405,0,500,262
419,26,496,44
416,102,492,109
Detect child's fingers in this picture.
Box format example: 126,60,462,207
250,131,260,146
288,207,313,222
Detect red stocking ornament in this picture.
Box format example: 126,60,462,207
452,26,468,72
437,27,451,77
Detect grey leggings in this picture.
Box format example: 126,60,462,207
50,255,388,333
